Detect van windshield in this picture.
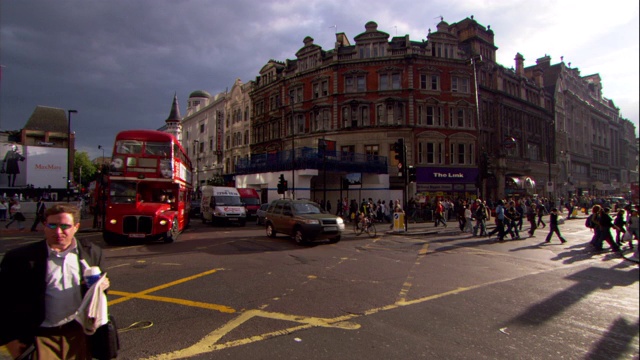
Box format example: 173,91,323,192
214,195,242,206
243,198,261,205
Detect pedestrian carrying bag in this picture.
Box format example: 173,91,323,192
90,315,120,360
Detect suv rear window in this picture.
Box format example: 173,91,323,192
293,202,322,214
272,202,284,214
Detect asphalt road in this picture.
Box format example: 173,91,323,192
1,216,638,360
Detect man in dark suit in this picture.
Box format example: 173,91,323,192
0,203,109,359
30,197,47,232
2,144,25,187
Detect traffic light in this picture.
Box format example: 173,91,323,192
393,138,406,177
408,166,417,182
480,152,493,177
282,180,288,192
277,174,286,194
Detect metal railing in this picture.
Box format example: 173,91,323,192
236,147,388,175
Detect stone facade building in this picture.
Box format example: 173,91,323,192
526,56,639,198
183,16,637,204
180,89,226,189
246,20,482,202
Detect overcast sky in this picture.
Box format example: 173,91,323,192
1,0,638,160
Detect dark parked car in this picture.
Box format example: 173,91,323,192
264,199,345,245
256,203,269,225
189,199,201,218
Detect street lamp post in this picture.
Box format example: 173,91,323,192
98,145,105,166
319,139,327,208
547,120,555,199
290,94,295,200
67,109,77,202
469,54,483,198
193,140,200,191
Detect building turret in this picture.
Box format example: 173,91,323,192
165,93,182,142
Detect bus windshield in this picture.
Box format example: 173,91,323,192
109,181,137,204
115,140,143,154
144,142,172,157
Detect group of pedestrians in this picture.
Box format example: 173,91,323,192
585,204,639,254
3,197,27,231
3,194,89,233
477,198,567,244
2,196,48,232
334,197,403,224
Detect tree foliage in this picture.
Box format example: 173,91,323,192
206,175,225,186
73,151,97,186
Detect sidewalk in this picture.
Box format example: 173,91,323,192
387,211,589,236
0,216,98,236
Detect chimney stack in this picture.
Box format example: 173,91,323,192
514,53,525,76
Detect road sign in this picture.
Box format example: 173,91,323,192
392,212,405,232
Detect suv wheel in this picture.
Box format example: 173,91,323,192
328,235,341,244
266,223,277,238
293,228,307,245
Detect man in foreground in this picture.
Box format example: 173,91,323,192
0,203,109,359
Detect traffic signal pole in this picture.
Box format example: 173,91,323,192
394,138,408,231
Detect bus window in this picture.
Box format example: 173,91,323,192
116,140,143,154
145,142,172,157
109,181,137,204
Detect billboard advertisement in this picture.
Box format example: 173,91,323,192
0,143,67,189
0,143,26,188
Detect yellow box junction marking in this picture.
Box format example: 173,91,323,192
118,242,594,360
396,243,429,303
107,268,232,313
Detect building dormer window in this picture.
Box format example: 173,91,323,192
417,104,443,127
288,87,303,104
449,142,475,165
380,72,401,90
311,80,329,99
420,73,440,91
345,74,366,93
359,43,386,59
452,76,470,93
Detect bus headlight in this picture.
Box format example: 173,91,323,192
159,219,168,226
109,219,117,225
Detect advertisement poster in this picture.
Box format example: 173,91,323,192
0,143,67,189
26,146,67,188
0,143,26,188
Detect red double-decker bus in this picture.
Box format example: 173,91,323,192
102,130,192,244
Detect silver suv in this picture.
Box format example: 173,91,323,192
264,199,345,245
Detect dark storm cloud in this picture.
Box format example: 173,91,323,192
1,1,637,160
0,0,298,156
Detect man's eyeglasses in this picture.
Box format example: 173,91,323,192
45,223,74,230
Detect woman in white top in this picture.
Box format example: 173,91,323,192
5,199,25,230
463,205,474,233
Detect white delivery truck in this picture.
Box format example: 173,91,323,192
200,186,247,226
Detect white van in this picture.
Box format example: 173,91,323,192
200,186,247,226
